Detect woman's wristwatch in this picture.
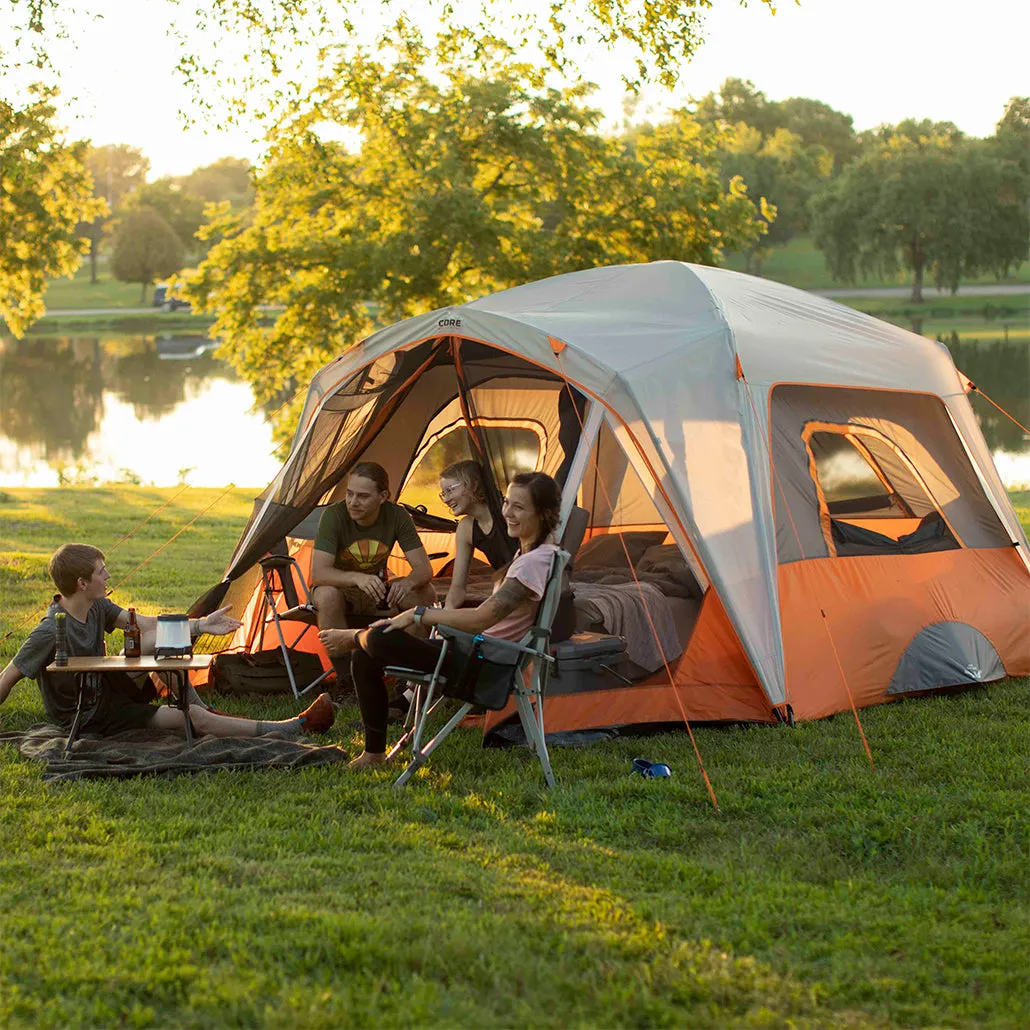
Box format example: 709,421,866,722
413,605,427,626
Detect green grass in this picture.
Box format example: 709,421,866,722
43,265,155,310
725,236,1030,292
27,311,216,334
1,487,1029,1028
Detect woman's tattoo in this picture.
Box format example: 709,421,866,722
489,578,532,620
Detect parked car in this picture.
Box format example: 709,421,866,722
152,281,192,312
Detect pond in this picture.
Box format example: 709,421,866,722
0,333,282,489
0,326,1027,491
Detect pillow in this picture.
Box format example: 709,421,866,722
635,543,684,573
574,531,667,571
635,543,702,598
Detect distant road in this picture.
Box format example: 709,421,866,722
40,282,1030,317
813,284,1030,299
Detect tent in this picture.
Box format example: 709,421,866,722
194,262,1030,731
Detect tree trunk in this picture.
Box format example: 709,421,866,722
140,281,148,303
910,247,924,303
89,223,99,284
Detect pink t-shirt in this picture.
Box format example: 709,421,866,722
485,544,558,642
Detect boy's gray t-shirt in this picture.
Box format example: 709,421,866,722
13,597,125,724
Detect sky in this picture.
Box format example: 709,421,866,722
6,0,1029,178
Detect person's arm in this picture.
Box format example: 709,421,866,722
310,547,385,604
386,546,433,607
0,661,25,707
444,517,473,610
113,606,242,652
385,576,535,636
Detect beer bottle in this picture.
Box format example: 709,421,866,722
377,563,390,606
124,608,142,658
54,611,68,667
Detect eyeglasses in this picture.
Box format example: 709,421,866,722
438,485,461,502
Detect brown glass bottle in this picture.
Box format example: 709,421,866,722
124,608,142,658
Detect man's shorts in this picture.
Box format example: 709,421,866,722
82,671,159,735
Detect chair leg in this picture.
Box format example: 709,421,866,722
516,689,555,789
267,608,301,700
386,682,422,760
394,702,472,788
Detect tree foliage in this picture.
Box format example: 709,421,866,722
0,86,104,336
125,178,207,257
811,128,1029,302
111,207,185,301
4,0,774,105
189,30,769,447
695,79,844,269
180,157,254,208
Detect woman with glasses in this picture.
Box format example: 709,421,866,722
437,460,516,608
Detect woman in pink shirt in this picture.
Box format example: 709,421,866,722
321,471,561,769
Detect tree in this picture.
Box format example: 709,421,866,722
695,79,858,171
716,123,830,269
811,128,1029,302
110,208,185,301
992,96,1029,172
188,29,769,448
83,143,149,282
0,85,105,337
125,178,207,258
180,157,254,208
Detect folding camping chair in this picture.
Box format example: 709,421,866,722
385,503,587,788
257,552,332,699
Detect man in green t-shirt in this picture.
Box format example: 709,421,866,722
311,462,435,644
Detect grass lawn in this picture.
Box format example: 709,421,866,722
43,266,155,310
1,487,1028,1028
724,236,1030,292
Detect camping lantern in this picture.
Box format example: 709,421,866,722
155,614,192,659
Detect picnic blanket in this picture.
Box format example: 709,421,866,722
572,581,681,673
0,724,350,782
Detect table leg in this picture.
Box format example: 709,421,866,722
64,673,87,757
176,671,195,748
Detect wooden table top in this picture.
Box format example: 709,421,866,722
46,654,214,674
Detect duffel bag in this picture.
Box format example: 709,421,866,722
210,648,326,696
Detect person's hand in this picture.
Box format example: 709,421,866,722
383,608,416,634
201,606,243,636
352,572,386,605
386,576,410,609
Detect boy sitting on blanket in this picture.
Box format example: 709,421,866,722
0,544,335,738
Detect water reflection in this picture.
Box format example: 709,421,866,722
0,326,1027,490
0,333,282,488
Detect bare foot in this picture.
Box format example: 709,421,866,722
348,751,388,770
319,627,359,657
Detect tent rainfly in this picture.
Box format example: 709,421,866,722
193,262,1030,732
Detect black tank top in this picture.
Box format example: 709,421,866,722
471,516,517,570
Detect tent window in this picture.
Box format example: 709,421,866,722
805,425,959,557
808,432,911,517
399,420,544,516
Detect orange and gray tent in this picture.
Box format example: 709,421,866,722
194,262,1030,728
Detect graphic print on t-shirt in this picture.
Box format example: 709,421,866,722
339,537,390,573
